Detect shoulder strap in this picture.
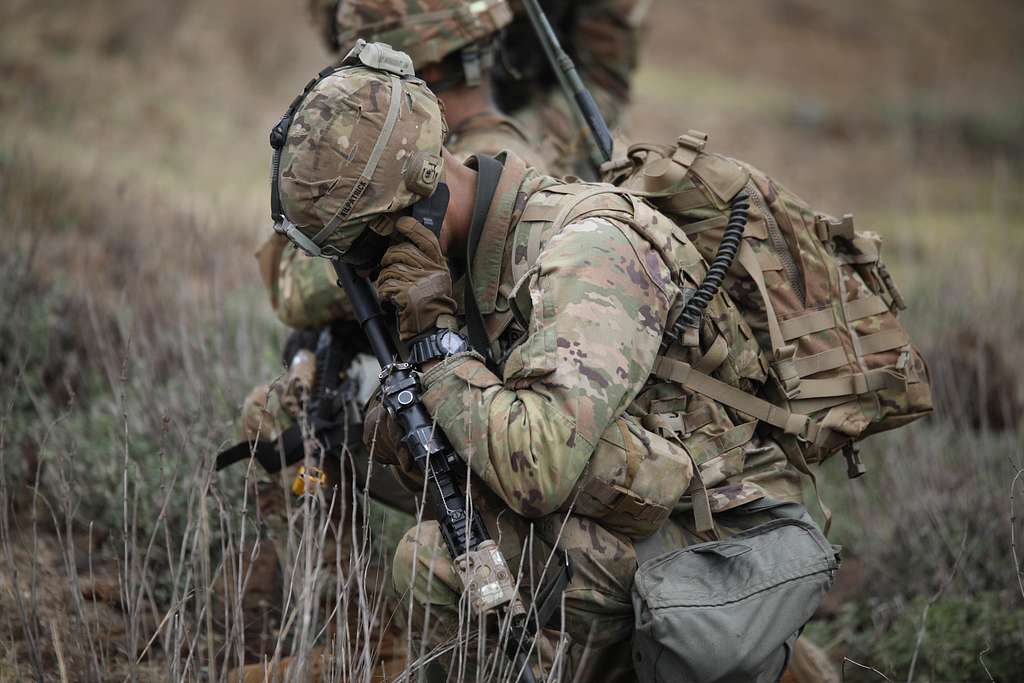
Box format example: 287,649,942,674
465,154,504,364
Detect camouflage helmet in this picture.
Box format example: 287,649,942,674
270,42,447,260
310,0,513,86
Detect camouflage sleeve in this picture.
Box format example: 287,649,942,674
419,216,675,517
274,245,356,329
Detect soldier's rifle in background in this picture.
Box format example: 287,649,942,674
214,323,361,478
332,261,539,683
520,0,613,173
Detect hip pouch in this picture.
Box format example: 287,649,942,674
631,518,838,683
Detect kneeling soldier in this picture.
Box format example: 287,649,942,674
269,43,837,682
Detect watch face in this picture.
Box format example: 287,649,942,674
438,330,467,354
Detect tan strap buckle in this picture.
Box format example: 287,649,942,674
771,344,801,397
677,130,709,153
815,213,855,241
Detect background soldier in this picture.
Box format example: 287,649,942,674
270,51,836,682
307,0,651,176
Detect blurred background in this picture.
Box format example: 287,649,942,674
1,0,1022,680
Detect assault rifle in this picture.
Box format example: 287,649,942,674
214,322,361,477
332,261,539,683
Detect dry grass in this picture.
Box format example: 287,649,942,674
1,0,1023,681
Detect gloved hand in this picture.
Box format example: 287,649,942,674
374,216,456,341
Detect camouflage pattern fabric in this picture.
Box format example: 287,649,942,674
278,65,447,257
495,0,651,173
365,152,813,680
612,133,934,467
307,0,513,65
264,102,548,330
498,0,648,126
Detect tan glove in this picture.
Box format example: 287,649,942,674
374,216,456,341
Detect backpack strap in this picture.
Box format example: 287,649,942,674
651,357,812,438
735,239,801,396
650,356,835,534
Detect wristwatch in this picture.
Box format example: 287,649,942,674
408,328,470,368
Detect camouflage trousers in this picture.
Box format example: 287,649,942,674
392,490,839,683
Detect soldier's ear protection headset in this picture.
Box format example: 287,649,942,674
269,40,449,268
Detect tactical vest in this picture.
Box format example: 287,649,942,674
506,182,772,538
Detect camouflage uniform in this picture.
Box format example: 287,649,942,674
265,52,834,681
233,25,545,675
306,0,650,177
365,150,806,680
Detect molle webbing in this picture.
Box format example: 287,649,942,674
652,357,812,438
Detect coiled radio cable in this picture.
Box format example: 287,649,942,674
668,191,750,341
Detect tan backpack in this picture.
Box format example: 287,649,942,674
604,130,933,478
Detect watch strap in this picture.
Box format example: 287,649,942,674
408,330,467,367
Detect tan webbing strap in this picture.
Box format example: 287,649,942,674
616,420,641,489
518,201,566,224
779,435,832,535
682,215,727,236
796,368,901,399
736,241,787,352
857,328,910,356
780,309,836,342
687,466,716,534
526,220,544,275
582,480,671,525
693,334,730,375
736,240,800,394
844,294,889,321
314,75,403,245
672,130,708,171
793,347,849,378
788,394,851,415
549,186,633,235
652,357,809,436
658,186,709,214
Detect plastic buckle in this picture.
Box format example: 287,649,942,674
677,129,708,153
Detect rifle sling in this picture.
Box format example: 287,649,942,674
464,154,504,365
215,423,307,473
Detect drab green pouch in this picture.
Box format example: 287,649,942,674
631,518,839,683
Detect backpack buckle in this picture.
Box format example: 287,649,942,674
814,214,855,242
671,130,708,170
771,344,801,398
